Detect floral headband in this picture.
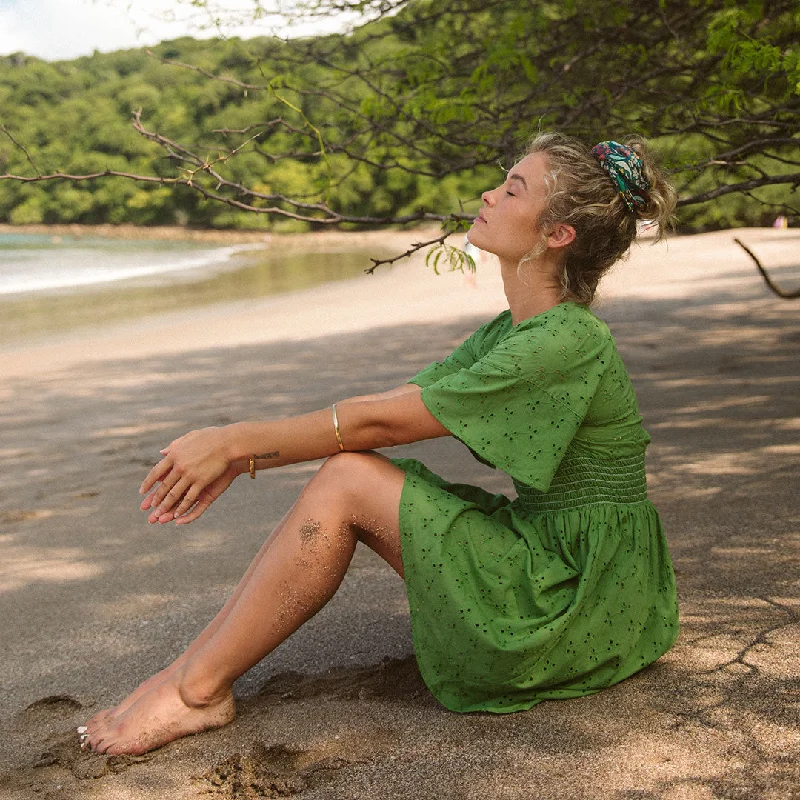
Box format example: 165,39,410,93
591,141,650,213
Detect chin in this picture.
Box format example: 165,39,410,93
466,227,489,252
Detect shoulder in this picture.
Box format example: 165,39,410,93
527,302,612,347
474,309,514,340
460,309,514,356
489,303,614,373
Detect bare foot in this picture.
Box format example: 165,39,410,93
84,663,181,728
83,676,235,756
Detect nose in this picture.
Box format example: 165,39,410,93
481,188,495,206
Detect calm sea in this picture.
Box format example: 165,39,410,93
0,232,383,346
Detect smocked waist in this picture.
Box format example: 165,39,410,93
513,450,648,513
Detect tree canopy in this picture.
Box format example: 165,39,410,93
1,0,797,239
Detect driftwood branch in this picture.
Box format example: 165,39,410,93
734,237,800,299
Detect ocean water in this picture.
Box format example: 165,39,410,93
0,233,257,296
0,232,385,346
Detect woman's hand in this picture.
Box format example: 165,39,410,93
140,427,235,523
149,461,246,525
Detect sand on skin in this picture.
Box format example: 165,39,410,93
0,227,798,799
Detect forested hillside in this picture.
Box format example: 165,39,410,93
0,37,389,229
1,0,797,231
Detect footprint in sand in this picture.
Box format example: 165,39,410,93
19,695,83,720
204,744,354,797
10,695,147,782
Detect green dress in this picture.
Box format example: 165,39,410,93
394,302,679,713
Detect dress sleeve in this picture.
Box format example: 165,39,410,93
407,312,509,389
418,318,614,491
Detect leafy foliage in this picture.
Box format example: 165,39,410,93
0,0,797,230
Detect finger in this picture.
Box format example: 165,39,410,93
153,476,193,519
140,457,172,495
173,485,203,519
149,485,183,523
146,472,184,515
176,497,212,525
140,488,159,511
140,482,165,510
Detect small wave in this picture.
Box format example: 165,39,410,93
0,242,264,296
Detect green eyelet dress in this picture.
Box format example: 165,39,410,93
394,302,679,713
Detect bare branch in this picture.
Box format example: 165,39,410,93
733,238,800,300
0,125,41,176
677,173,800,206
365,229,460,274
0,163,472,227
150,50,265,91
0,169,179,185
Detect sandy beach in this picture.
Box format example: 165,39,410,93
1,226,798,799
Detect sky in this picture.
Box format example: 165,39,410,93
0,0,349,61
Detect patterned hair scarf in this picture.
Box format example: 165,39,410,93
591,141,650,213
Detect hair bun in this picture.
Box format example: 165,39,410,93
624,137,677,228
591,141,650,214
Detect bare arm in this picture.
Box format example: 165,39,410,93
227,384,447,465
140,384,449,524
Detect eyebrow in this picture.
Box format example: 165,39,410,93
508,173,528,189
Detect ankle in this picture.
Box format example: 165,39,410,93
176,667,232,709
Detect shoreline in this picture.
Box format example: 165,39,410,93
0,224,449,354
0,222,443,247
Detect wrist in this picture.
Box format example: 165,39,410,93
231,458,250,476
222,422,249,462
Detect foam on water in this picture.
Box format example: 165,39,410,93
0,234,262,296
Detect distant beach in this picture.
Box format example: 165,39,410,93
0,225,425,347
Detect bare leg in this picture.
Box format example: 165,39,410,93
87,506,298,727
84,452,406,755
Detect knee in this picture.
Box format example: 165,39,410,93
317,451,382,483
309,451,389,499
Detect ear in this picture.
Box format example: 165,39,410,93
546,223,576,250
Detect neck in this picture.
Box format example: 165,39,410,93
500,255,563,325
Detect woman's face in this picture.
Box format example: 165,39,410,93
467,151,552,265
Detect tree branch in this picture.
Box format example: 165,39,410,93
677,174,800,206
0,125,41,176
365,229,455,274
733,237,800,300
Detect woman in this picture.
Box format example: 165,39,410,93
81,133,679,756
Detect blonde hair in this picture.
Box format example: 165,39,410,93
525,132,677,305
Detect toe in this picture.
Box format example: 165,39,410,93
90,737,109,754
84,724,106,754
85,708,114,727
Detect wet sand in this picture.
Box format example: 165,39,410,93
0,227,798,799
